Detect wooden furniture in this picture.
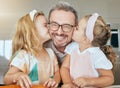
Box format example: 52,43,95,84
0,85,47,88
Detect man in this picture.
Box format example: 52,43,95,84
44,2,78,67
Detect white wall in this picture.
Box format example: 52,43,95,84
0,0,120,39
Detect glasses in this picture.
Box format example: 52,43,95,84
48,22,75,33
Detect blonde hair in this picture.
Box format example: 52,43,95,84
10,12,45,62
83,15,117,71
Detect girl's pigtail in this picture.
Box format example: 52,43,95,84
100,45,117,71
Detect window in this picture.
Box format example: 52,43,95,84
0,40,12,60
110,29,119,48
0,40,4,56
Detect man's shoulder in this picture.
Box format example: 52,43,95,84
43,39,53,48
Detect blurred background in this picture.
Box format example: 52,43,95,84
0,0,120,85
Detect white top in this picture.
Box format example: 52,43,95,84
65,42,113,80
10,48,58,84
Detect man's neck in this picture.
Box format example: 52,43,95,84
55,45,66,54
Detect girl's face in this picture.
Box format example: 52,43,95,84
73,18,87,43
35,15,50,42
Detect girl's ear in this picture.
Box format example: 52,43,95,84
83,36,91,44
82,36,87,44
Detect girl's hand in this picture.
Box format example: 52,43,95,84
14,72,32,88
62,83,79,88
43,78,58,88
73,77,91,88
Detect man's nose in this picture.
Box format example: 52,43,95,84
57,25,64,34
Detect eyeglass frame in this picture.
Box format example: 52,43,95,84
47,22,76,33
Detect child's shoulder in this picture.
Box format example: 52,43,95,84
65,42,79,54
89,47,104,55
17,49,28,55
68,41,79,47
89,47,107,60
14,49,29,59
19,49,27,53
66,42,79,50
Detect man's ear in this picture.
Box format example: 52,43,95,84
74,26,78,30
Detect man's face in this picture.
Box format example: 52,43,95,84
48,10,76,47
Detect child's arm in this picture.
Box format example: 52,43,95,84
52,51,61,85
54,64,61,84
4,66,32,88
73,69,114,87
44,54,61,88
60,55,75,87
46,64,61,88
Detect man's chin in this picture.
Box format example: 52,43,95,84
54,41,67,47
